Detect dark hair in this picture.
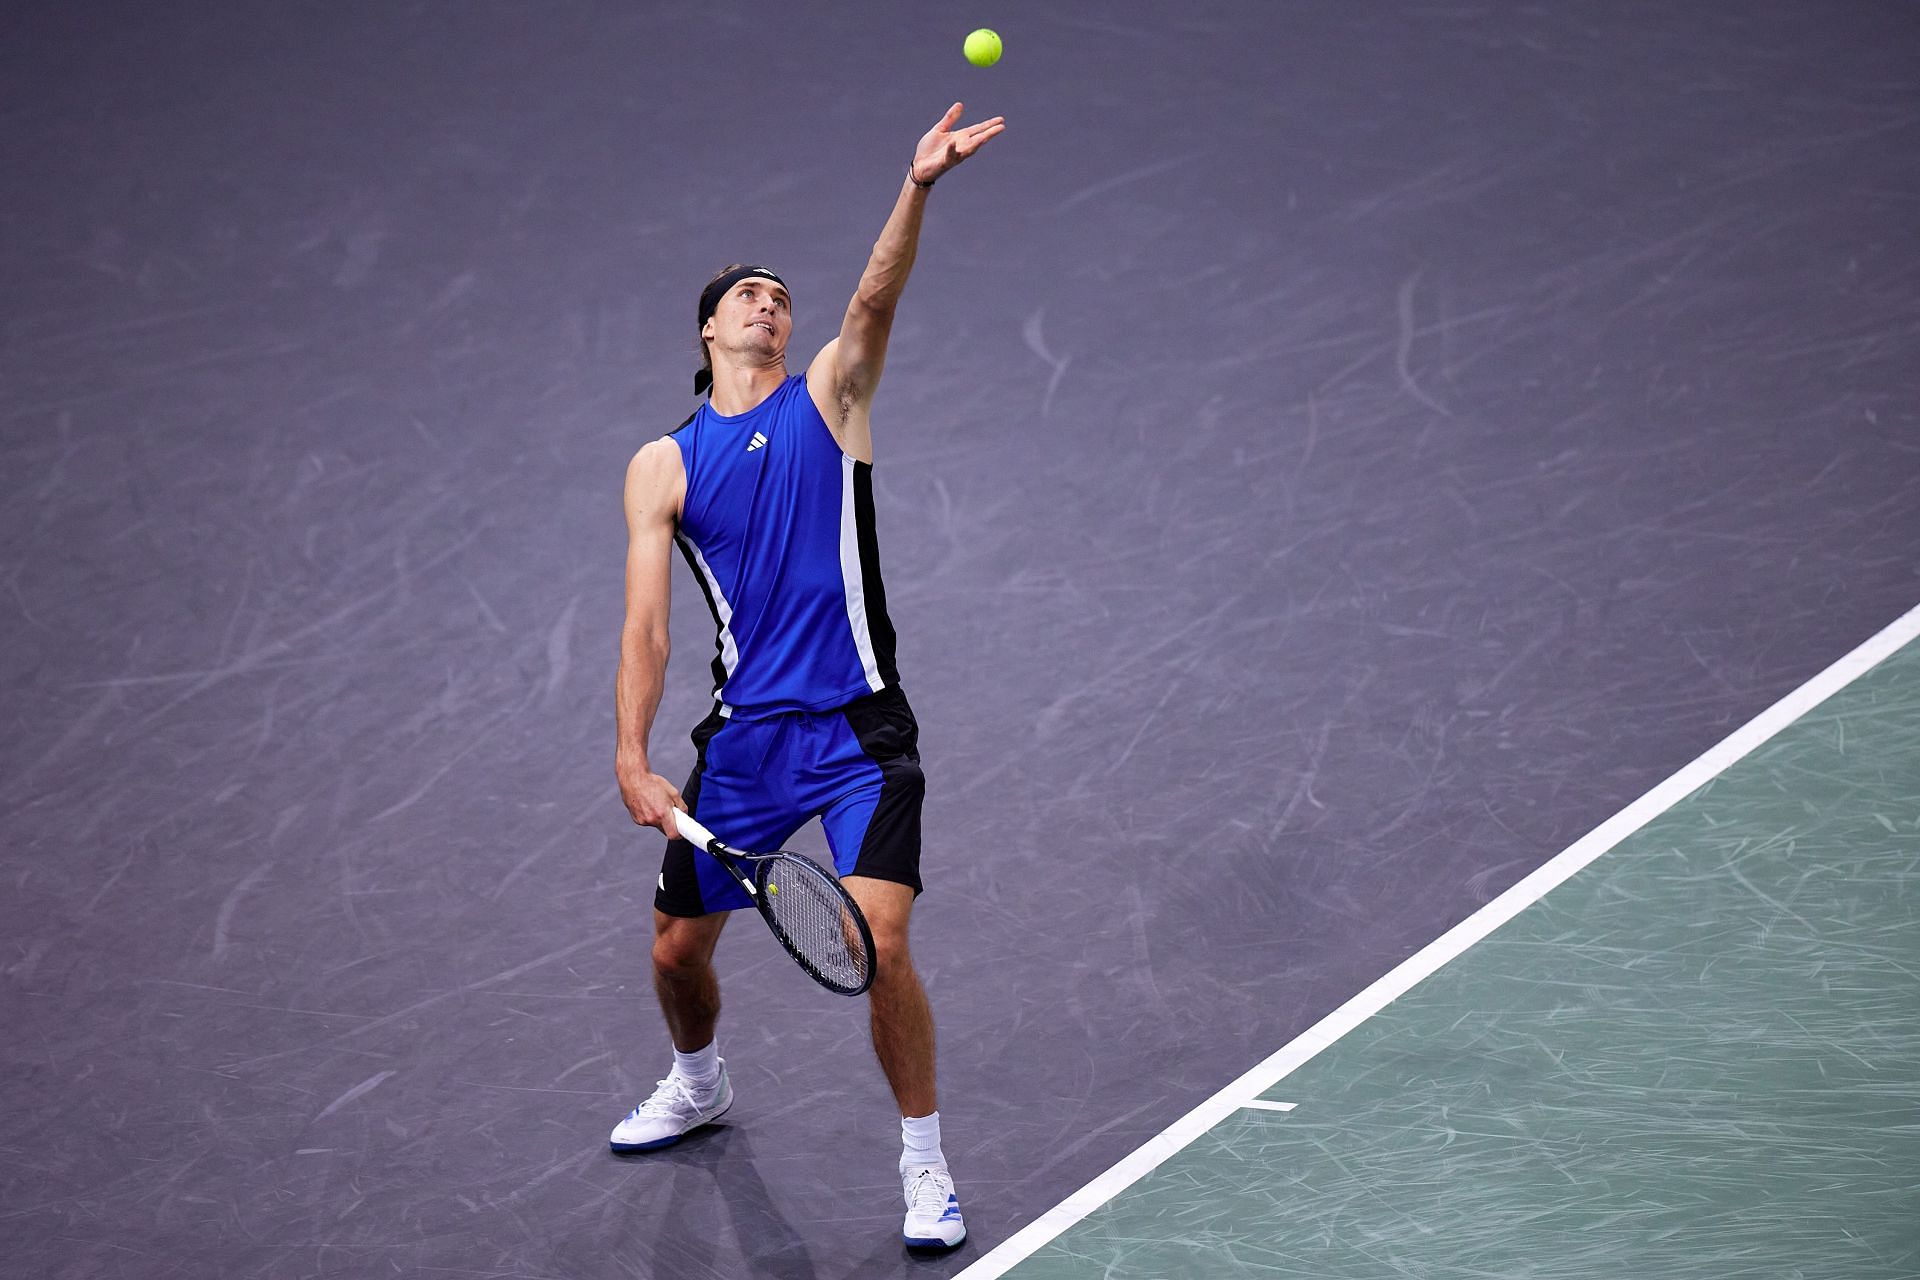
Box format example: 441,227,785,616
695,262,753,389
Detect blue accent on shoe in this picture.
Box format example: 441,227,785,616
905,1199,965,1250
610,1130,687,1154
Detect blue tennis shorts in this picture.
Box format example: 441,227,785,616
655,686,925,917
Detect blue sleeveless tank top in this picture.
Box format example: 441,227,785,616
670,375,899,717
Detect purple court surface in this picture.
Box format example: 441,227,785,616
4,3,1917,1277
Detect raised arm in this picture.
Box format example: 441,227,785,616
808,103,1005,460
614,437,688,836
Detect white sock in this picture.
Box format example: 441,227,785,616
672,1041,720,1090
901,1111,945,1170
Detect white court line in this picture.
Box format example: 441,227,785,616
1239,1100,1297,1113
957,601,1920,1279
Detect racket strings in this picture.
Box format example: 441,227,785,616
759,859,870,992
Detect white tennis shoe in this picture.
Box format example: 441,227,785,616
902,1163,966,1249
609,1063,732,1153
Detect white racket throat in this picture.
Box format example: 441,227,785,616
673,811,756,895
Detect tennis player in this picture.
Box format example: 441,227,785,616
611,103,1004,1251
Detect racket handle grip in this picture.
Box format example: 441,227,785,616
673,809,717,850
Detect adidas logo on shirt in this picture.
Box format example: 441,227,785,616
746,431,768,452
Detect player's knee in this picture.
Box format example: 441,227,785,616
651,929,713,981
870,927,915,984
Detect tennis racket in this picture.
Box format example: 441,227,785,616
673,811,877,997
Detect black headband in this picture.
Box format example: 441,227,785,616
699,265,786,326
695,266,787,396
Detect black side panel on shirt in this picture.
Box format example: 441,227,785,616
673,533,731,696
851,460,900,688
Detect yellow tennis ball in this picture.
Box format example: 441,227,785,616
964,28,1002,67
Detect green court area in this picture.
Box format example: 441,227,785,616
1003,638,1920,1279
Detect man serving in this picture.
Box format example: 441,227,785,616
611,103,1004,1251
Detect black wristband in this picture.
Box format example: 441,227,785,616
908,162,935,189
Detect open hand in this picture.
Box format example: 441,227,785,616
911,103,1006,185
